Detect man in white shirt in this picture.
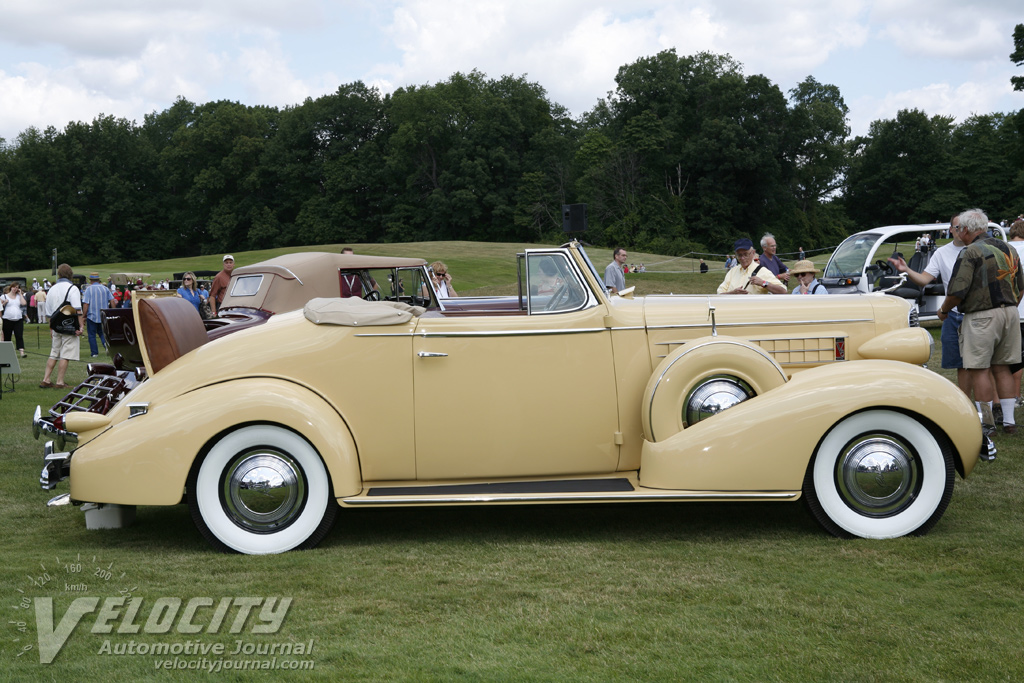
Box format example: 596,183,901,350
890,216,969,396
40,263,84,389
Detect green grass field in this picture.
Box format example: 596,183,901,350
2,243,1022,680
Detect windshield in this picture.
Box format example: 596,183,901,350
824,234,880,278
574,244,605,291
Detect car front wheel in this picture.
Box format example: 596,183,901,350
188,425,337,554
803,410,954,539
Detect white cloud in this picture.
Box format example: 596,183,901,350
0,0,1020,143
850,76,1017,136
373,0,873,113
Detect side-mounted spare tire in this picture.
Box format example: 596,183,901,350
642,336,787,442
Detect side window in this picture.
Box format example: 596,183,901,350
229,275,263,297
526,253,587,314
392,267,435,307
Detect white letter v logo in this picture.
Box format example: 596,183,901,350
35,597,99,664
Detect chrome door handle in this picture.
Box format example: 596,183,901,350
417,351,448,358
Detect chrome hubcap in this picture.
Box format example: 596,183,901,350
684,376,755,426
222,450,305,532
836,435,919,516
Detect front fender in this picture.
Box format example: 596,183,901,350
639,360,980,492
70,378,361,506
856,327,932,364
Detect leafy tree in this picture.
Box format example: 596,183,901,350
382,71,561,243
581,49,795,253
260,82,387,247
843,109,955,227
155,100,279,253
1012,23,1024,91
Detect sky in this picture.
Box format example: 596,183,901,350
0,0,1021,144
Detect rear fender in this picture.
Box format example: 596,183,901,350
70,378,361,506
639,360,979,491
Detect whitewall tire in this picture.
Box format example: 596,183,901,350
188,425,337,554
804,410,954,539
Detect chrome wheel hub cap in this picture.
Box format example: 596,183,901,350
836,435,918,516
685,376,755,425
222,450,305,532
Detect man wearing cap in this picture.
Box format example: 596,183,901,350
790,261,828,295
82,271,114,357
210,255,235,316
718,238,786,295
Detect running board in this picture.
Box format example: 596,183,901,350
340,476,800,506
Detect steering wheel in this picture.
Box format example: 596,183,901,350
874,259,895,276
364,290,381,301
544,283,574,312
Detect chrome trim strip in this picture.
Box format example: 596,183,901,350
356,327,608,338
341,491,799,505
659,356,843,366
278,267,303,285
651,321,868,331
648,318,871,330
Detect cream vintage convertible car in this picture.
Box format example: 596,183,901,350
34,242,980,554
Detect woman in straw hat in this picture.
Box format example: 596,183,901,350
790,260,828,295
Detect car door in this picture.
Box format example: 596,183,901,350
413,251,620,481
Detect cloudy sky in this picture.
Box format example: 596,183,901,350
0,0,1021,144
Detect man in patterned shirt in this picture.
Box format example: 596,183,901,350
939,209,1024,442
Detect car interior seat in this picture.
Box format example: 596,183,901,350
891,250,929,299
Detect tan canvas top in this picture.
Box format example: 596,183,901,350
230,252,426,280
303,297,425,326
223,252,427,313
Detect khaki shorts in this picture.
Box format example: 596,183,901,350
49,332,80,361
960,306,1022,369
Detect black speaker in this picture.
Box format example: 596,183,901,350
562,204,587,233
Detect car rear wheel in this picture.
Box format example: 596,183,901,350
803,410,954,539
187,425,338,554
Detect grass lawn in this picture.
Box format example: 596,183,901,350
2,244,1022,680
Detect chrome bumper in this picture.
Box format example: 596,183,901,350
40,442,72,491
33,406,76,491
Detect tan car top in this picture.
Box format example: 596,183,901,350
222,252,427,313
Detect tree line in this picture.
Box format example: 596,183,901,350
1,45,1022,272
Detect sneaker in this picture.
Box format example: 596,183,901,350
1018,397,1024,408
1003,424,1018,435
979,435,997,461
